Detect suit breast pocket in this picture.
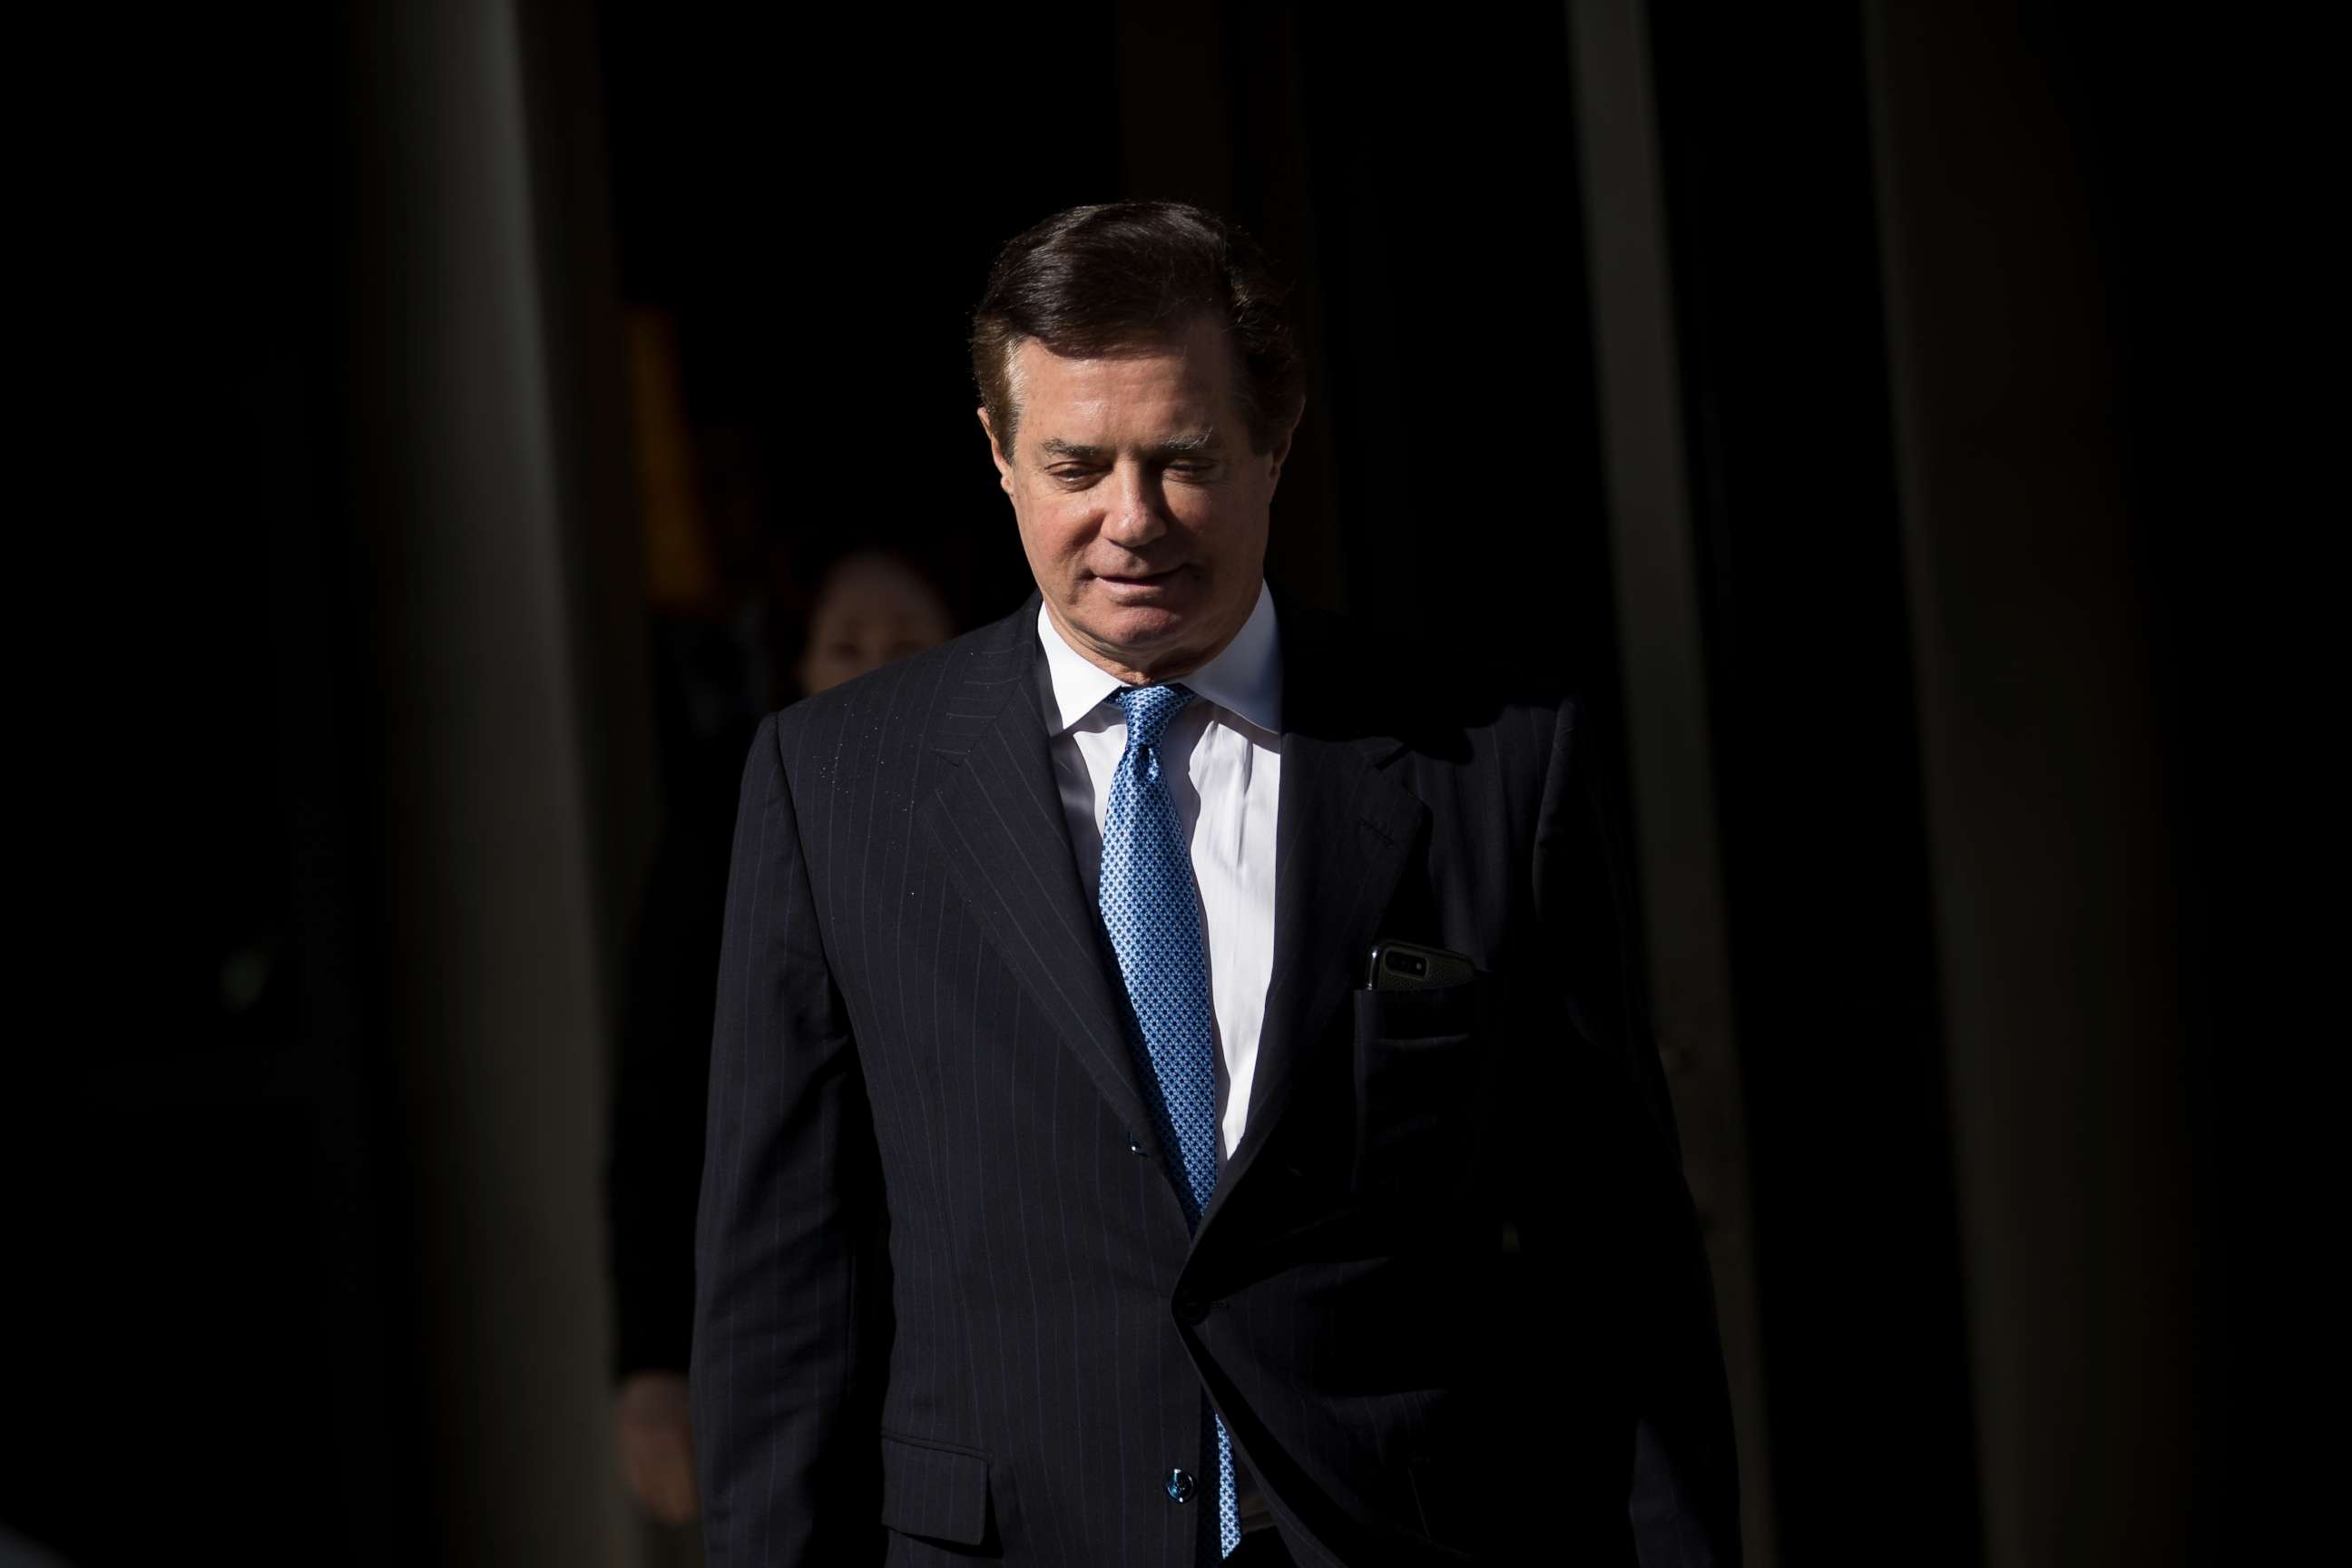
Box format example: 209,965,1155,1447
1351,977,1494,1207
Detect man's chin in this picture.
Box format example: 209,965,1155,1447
1092,605,1187,651
1062,601,1204,671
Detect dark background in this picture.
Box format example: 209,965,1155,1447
10,2,2307,1563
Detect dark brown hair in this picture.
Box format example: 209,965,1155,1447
970,201,1305,457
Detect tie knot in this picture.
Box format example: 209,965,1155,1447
1113,682,1196,750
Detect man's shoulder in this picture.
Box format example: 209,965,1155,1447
763,600,1036,777
1271,586,1575,768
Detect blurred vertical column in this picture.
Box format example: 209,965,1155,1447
1865,7,2194,1564
1564,5,1773,1563
344,0,649,1562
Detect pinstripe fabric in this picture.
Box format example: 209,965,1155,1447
691,591,1739,1567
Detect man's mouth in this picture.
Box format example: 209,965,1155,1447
1094,567,1184,587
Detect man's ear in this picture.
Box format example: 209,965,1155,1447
1265,400,1304,492
978,407,1014,493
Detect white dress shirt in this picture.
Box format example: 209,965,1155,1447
1036,583,1283,1163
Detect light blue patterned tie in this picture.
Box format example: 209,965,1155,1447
1098,682,1242,1562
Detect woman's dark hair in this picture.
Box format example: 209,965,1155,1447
970,201,1305,457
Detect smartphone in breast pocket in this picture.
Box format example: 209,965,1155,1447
1365,938,1477,991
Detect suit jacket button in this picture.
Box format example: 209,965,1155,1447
1172,1289,1207,1324
1128,1138,1148,1156
1165,1468,1197,1504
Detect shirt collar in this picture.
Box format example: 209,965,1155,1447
1036,581,1282,737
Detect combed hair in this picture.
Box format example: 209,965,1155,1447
970,201,1305,457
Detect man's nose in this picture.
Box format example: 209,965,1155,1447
1098,463,1169,548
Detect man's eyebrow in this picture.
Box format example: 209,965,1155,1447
1036,431,1223,462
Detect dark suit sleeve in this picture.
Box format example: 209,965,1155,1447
1525,697,1741,1565
691,711,888,1565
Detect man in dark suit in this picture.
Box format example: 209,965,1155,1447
691,201,1738,1566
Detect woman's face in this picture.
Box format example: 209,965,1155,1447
798,554,954,696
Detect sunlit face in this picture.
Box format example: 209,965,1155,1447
981,314,1293,683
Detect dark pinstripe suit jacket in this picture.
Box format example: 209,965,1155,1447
691,589,1739,1566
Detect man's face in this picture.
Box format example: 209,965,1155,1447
983,314,1291,683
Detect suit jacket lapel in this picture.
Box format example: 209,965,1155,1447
916,597,1157,1148
1203,592,1427,1234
